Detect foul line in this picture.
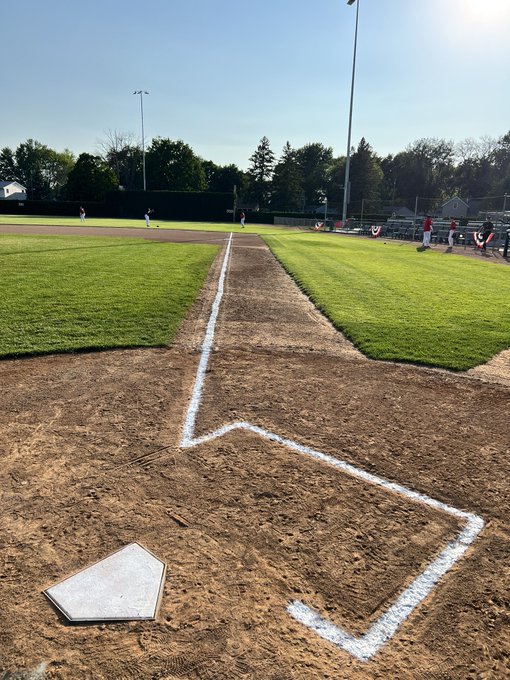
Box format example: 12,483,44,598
179,232,485,662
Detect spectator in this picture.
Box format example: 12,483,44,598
481,215,494,252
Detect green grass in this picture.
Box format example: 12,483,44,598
0,214,297,235
263,232,510,370
0,234,218,358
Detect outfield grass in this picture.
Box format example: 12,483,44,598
0,214,296,235
264,232,510,370
0,234,218,358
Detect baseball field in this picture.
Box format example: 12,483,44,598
0,220,508,679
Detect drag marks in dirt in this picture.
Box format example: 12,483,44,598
180,233,485,661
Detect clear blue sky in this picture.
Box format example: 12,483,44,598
2,0,510,169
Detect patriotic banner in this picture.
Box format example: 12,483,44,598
473,230,494,248
370,225,382,238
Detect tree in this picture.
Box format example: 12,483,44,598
45,148,75,198
295,142,333,207
246,136,275,208
270,142,303,211
202,160,247,194
62,153,117,201
99,130,142,190
325,156,346,212
348,138,383,212
490,131,510,198
0,147,16,181
384,138,455,207
14,139,55,199
1,139,75,200
145,138,206,191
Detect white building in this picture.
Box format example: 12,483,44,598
0,181,27,200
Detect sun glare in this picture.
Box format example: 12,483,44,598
464,0,510,22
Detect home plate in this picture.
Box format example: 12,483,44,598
44,543,166,622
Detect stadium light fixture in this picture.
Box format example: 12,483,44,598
342,0,359,223
133,90,149,191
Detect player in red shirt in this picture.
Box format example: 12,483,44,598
448,217,457,247
422,216,433,248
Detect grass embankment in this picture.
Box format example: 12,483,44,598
264,232,510,370
0,234,218,358
0,215,295,235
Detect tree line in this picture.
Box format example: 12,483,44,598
1,130,509,214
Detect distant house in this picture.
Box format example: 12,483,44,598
382,206,415,218
441,195,481,219
0,181,27,200
441,196,468,218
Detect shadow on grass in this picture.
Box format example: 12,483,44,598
0,241,162,258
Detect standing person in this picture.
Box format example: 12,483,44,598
481,215,494,252
79,206,86,222
240,210,246,228
448,217,457,247
144,209,152,228
422,215,433,248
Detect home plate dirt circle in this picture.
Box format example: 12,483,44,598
0,228,509,679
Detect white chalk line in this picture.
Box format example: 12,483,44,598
179,232,485,661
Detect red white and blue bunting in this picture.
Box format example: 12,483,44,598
473,230,494,249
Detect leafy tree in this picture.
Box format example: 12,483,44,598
0,139,75,200
14,139,54,199
246,136,275,208
490,131,510,198
62,153,117,201
202,160,247,194
270,142,303,211
325,156,346,212
145,138,206,191
295,142,333,207
45,148,75,198
384,138,455,205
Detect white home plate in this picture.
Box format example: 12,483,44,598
44,543,166,622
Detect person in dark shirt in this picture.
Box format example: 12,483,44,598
481,216,494,252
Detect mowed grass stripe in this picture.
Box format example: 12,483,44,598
264,233,510,370
0,234,218,358
0,215,293,235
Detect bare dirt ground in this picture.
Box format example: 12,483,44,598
0,227,509,679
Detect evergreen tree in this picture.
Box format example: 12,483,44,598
349,138,383,213
0,147,16,181
246,136,275,208
271,142,303,211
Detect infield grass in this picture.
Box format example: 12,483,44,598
264,232,510,370
0,234,218,358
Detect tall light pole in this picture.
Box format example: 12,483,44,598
342,0,360,224
133,90,149,191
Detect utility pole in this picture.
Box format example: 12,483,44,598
133,90,149,190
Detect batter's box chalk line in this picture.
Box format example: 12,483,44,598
180,233,485,662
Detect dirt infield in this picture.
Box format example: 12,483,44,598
0,229,509,679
